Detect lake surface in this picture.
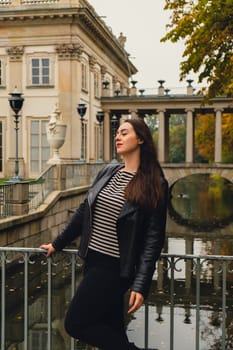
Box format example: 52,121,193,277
3,174,233,350
129,174,233,350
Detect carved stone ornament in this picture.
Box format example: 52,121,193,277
89,55,97,71
100,65,107,78
55,43,83,60
46,104,67,163
6,46,24,62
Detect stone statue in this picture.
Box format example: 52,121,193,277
118,32,126,47
46,104,67,163
48,104,62,134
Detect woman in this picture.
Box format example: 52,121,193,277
40,118,168,350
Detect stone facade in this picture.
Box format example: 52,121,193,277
0,0,136,179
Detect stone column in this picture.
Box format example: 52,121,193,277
55,43,83,161
185,109,195,163
214,108,223,163
88,55,97,162
129,109,138,119
158,109,169,162
103,110,111,162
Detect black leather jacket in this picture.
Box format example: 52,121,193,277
52,163,168,298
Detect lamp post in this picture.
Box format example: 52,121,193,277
110,114,119,163
77,103,87,163
8,87,24,182
96,110,104,163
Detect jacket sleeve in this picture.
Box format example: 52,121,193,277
52,164,116,251
52,198,87,251
131,178,168,298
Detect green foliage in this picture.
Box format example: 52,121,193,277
145,114,158,133
195,113,233,163
195,113,215,162
162,0,233,97
169,122,186,162
147,112,233,163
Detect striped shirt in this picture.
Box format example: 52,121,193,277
88,170,135,258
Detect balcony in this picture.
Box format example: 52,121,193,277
1,247,232,350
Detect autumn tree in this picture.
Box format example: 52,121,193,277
195,114,215,162
222,114,233,162
162,0,233,97
195,113,233,162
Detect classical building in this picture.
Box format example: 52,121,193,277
0,0,136,179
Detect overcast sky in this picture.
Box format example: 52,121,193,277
89,0,199,92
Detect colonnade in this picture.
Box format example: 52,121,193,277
102,104,231,164
157,107,224,163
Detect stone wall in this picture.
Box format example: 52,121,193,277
0,186,88,249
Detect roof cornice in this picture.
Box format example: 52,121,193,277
0,6,137,77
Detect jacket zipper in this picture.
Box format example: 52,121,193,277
83,196,92,257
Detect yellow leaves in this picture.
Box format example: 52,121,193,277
163,0,233,97
195,113,233,162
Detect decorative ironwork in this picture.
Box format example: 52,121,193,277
1,249,233,349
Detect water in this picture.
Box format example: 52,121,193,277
3,174,233,350
129,174,233,350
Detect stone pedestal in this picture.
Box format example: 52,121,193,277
6,182,29,216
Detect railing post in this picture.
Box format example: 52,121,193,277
1,252,6,350
144,302,149,349
24,252,29,350
47,257,52,350
170,257,175,350
222,261,227,350
55,164,67,191
195,258,201,350
6,182,29,215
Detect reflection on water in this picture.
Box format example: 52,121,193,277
3,174,233,350
128,173,233,350
129,306,224,350
169,174,233,230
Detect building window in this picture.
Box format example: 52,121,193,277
31,58,50,85
30,120,50,174
0,121,2,172
94,71,100,98
81,62,88,91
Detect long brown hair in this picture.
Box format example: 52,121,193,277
124,118,164,209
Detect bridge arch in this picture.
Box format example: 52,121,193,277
162,164,233,187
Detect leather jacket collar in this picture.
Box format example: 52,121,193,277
87,163,138,219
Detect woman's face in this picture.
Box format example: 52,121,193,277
115,122,143,157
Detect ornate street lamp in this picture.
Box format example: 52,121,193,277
110,114,119,163
8,87,24,182
96,110,105,163
114,89,121,96
77,103,87,163
102,80,110,89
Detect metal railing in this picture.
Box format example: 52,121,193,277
0,163,105,216
1,248,233,350
28,165,57,211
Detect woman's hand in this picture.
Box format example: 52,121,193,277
128,291,144,314
40,243,56,257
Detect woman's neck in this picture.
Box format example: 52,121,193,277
122,156,140,173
